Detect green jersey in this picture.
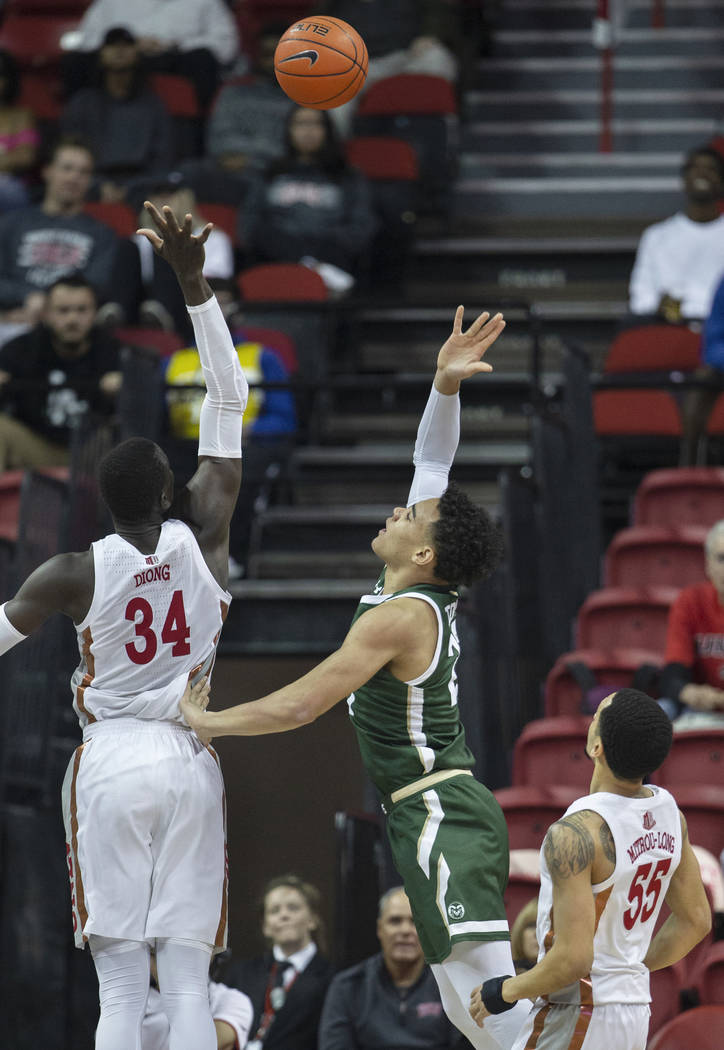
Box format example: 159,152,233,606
347,572,476,797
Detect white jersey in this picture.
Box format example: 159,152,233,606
537,786,682,1006
71,519,231,727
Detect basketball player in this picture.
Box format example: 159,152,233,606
0,202,248,1050
182,305,534,1050
469,689,712,1050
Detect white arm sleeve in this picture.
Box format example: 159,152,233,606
0,602,27,656
407,385,460,507
187,295,249,458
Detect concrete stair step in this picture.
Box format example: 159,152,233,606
491,25,724,57
461,117,718,155
248,550,381,580
473,55,724,91
496,0,724,31
464,89,724,121
318,410,531,443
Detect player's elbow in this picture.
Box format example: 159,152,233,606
288,698,319,727
559,945,594,983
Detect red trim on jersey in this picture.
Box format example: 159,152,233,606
664,582,724,687
76,628,97,724
525,1003,551,1048
68,745,89,938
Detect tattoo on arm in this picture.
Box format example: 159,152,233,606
598,820,616,864
544,813,595,879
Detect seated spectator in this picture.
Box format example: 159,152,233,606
0,273,122,470
628,146,724,323
660,518,724,728
509,898,539,975
179,25,290,206
65,0,239,110
0,48,40,213
240,106,377,293
0,136,137,343
60,27,174,203
313,0,460,135
219,874,333,1050
132,177,235,338
319,885,466,1050
164,329,296,576
143,949,253,1050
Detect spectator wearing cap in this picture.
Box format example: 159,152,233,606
64,0,239,110
60,28,174,203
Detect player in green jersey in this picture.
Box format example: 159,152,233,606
182,305,532,1049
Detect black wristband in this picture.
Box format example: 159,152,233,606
481,976,515,1014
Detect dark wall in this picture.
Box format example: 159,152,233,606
210,655,368,960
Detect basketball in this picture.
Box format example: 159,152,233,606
274,16,368,110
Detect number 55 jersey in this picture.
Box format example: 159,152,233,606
71,519,231,727
539,785,682,1006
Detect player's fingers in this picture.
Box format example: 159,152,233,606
452,304,464,335
465,310,491,337
470,361,494,373
136,228,164,252
143,200,166,228
193,222,213,245
162,204,182,234
182,212,194,236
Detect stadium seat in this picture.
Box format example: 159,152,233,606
83,201,138,239
695,942,724,1006
345,136,419,181
495,785,580,848
575,587,678,652
511,719,592,790
604,525,707,589
647,1004,724,1050
650,732,724,790
505,849,540,926
593,390,683,436
0,471,26,543
232,325,298,375
705,393,724,437
114,327,185,360
602,324,702,375
0,14,78,69
238,263,329,302
19,72,63,122
664,785,724,856
197,203,238,246
648,960,688,1036
543,648,663,718
634,467,724,527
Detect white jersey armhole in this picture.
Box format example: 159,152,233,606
74,541,105,632
381,591,444,686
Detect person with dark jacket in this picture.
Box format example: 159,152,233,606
219,874,333,1050
319,886,466,1050
239,106,376,289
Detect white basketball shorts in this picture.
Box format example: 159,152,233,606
61,718,228,950
512,1001,650,1050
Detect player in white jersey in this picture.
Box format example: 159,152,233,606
0,203,249,1050
469,688,712,1050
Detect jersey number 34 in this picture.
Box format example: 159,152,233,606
124,590,191,664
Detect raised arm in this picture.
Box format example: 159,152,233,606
137,203,248,581
407,306,504,507
1,551,94,652
644,813,712,972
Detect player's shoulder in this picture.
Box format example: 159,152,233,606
544,809,603,877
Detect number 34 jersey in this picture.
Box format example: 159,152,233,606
70,519,231,728
538,785,682,1006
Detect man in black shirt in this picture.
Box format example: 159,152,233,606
0,273,121,470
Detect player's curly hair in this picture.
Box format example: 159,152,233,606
431,483,504,587
98,438,170,523
598,688,673,781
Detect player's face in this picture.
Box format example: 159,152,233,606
371,499,439,567
706,534,724,597
262,886,317,952
289,109,326,158
376,890,422,966
45,285,96,344
43,147,94,209
585,692,614,758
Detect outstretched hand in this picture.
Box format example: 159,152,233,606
136,201,212,278
469,984,490,1027
180,675,213,744
436,306,505,389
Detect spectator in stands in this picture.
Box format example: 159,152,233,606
143,949,253,1050
510,899,539,975
319,886,466,1050
239,105,377,293
164,325,296,577
0,136,134,343
65,0,239,109
313,0,460,134
132,178,235,338
219,874,333,1050
0,273,121,471
60,27,174,203
0,48,40,213
660,518,724,727
179,25,290,206
628,146,724,323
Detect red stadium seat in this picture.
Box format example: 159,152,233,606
232,325,298,375
495,785,580,849
19,72,63,121
663,785,724,856
357,74,457,116
695,942,724,1006
113,327,185,360
650,732,724,790
593,390,683,436
543,648,663,718
345,136,419,180
634,467,724,527
575,587,678,652
604,525,707,589
511,718,592,790
197,203,238,246
0,470,26,542
238,263,329,302
0,14,78,69
648,960,688,1036
83,201,138,239
705,394,724,436
647,1005,724,1050
602,324,702,375
149,73,200,118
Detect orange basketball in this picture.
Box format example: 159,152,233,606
274,16,368,110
